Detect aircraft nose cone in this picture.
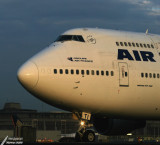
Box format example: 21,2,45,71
17,61,39,89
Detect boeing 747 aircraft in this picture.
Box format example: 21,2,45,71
17,28,160,142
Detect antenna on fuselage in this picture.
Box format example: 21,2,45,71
145,29,148,35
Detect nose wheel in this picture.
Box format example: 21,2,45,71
82,130,95,142
75,125,95,142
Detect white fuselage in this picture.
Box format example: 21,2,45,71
18,28,160,120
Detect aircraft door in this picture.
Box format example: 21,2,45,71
156,42,160,53
147,34,160,55
152,42,160,57
119,62,129,87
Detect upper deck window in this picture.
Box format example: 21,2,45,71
132,43,135,47
128,42,131,46
120,42,123,46
55,35,85,42
136,43,139,47
116,42,119,46
124,42,128,46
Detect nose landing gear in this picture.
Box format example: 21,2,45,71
74,112,96,142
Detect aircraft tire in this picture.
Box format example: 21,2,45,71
82,130,95,142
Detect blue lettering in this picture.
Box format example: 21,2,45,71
133,50,141,61
118,49,156,62
140,51,156,62
118,49,134,60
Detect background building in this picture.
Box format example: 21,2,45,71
1,102,160,142
0,102,79,141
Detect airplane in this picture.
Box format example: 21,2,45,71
17,28,160,142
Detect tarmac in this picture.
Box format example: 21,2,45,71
2,142,160,145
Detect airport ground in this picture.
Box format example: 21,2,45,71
2,141,160,145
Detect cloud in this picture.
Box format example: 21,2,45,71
123,0,160,16
150,6,160,15
143,0,151,4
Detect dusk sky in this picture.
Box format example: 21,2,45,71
1,0,160,112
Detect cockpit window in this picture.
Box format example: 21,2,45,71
55,35,85,42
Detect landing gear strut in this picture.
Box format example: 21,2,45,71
74,112,96,142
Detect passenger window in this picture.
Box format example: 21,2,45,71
81,70,85,75
120,42,123,46
54,69,57,74
143,44,147,48
124,42,128,46
132,43,135,47
140,43,143,48
101,71,104,76
96,70,99,75
141,73,144,78
128,42,131,47
149,73,152,78
147,44,150,48
111,71,114,76
125,72,128,77
116,42,119,46
91,70,94,75
86,70,90,75
136,43,139,47
145,73,148,78
153,73,156,78
106,71,109,76
76,70,79,75
65,69,69,74
60,69,63,74
151,44,154,48
157,74,159,78
71,69,74,74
